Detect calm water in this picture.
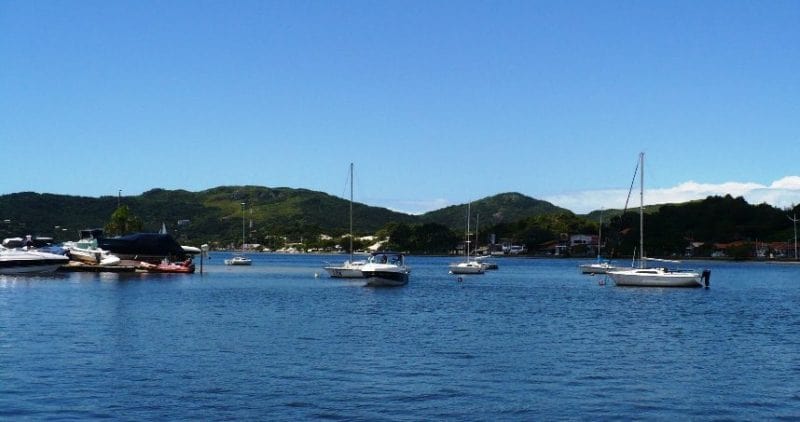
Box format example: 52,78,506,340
1,254,799,420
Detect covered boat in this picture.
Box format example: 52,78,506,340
97,231,190,263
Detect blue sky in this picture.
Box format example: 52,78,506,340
2,1,798,214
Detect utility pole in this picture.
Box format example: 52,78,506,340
118,189,122,208
789,211,798,260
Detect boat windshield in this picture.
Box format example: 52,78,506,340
370,253,404,265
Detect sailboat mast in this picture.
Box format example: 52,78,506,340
639,152,644,268
597,209,603,260
465,203,471,262
241,202,246,252
475,213,480,257
349,162,354,263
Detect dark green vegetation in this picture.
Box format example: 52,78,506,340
609,196,799,259
421,193,568,228
0,187,797,258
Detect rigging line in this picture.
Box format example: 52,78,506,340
623,158,640,214
339,165,352,200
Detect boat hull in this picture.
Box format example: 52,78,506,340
225,256,252,265
0,251,69,274
608,269,703,287
363,270,409,286
449,262,485,274
0,260,66,274
324,266,364,278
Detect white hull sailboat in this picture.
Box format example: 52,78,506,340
579,210,618,274
449,202,485,275
323,163,365,278
225,202,252,266
610,265,709,287
607,153,709,288
449,261,485,274
225,256,252,265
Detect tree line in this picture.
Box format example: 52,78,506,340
1,188,797,258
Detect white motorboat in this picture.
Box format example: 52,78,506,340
63,231,120,266
323,163,365,279
0,246,69,274
66,247,121,266
224,256,252,266
606,153,709,288
361,252,410,287
449,202,485,275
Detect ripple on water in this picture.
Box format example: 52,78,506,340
2,257,800,419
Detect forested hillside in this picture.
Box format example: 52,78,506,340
0,188,796,257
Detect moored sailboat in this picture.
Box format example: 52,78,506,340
607,153,710,288
579,210,618,274
323,163,366,278
225,202,252,266
449,203,485,275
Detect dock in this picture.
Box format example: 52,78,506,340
59,262,137,273
58,259,195,274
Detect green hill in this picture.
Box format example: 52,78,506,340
0,186,417,246
1,188,796,258
420,192,570,230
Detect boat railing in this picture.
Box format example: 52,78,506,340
644,257,683,264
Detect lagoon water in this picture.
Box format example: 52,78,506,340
1,253,799,420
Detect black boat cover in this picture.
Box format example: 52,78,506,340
98,233,186,258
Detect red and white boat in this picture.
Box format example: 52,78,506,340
138,258,195,274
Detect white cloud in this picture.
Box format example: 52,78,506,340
770,176,800,190
369,177,800,216
544,177,800,214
